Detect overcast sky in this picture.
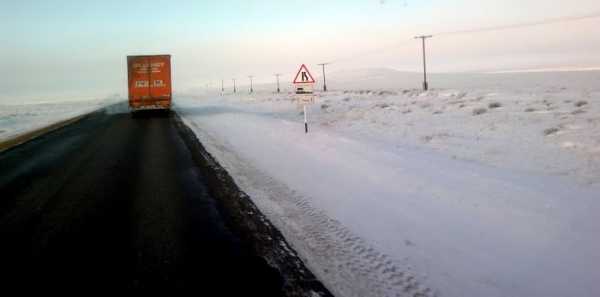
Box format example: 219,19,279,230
2,0,600,103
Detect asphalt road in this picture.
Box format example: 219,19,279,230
0,109,286,293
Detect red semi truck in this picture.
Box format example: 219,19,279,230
127,55,172,112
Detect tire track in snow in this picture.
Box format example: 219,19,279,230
183,119,438,297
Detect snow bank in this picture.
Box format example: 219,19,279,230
175,70,600,297
0,98,123,143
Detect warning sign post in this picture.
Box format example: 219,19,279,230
293,64,316,133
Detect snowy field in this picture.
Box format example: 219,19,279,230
175,69,600,297
0,98,121,143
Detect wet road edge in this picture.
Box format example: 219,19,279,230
0,110,101,153
172,112,334,297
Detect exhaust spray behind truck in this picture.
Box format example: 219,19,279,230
127,55,172,112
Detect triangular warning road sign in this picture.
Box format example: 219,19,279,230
293,64,316,84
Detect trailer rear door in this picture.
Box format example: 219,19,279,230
128,55,171,111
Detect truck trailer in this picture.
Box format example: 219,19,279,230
127,55,172,112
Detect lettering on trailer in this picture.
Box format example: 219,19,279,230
133,62,165,74
134,80,165,88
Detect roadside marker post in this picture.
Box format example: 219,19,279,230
304,105,308,133
293,64,316,134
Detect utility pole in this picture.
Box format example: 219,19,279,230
232,78,236,93
274,73,281,93
317,63,329,92
414,35,432,91
248,75,254,93
221,79,224,93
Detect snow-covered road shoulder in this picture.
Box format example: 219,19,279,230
0,99,123,150
174,74,600,297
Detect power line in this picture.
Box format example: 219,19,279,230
213,11,600,89
434,11,600,36
328,11,600,65
328,39,414,64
